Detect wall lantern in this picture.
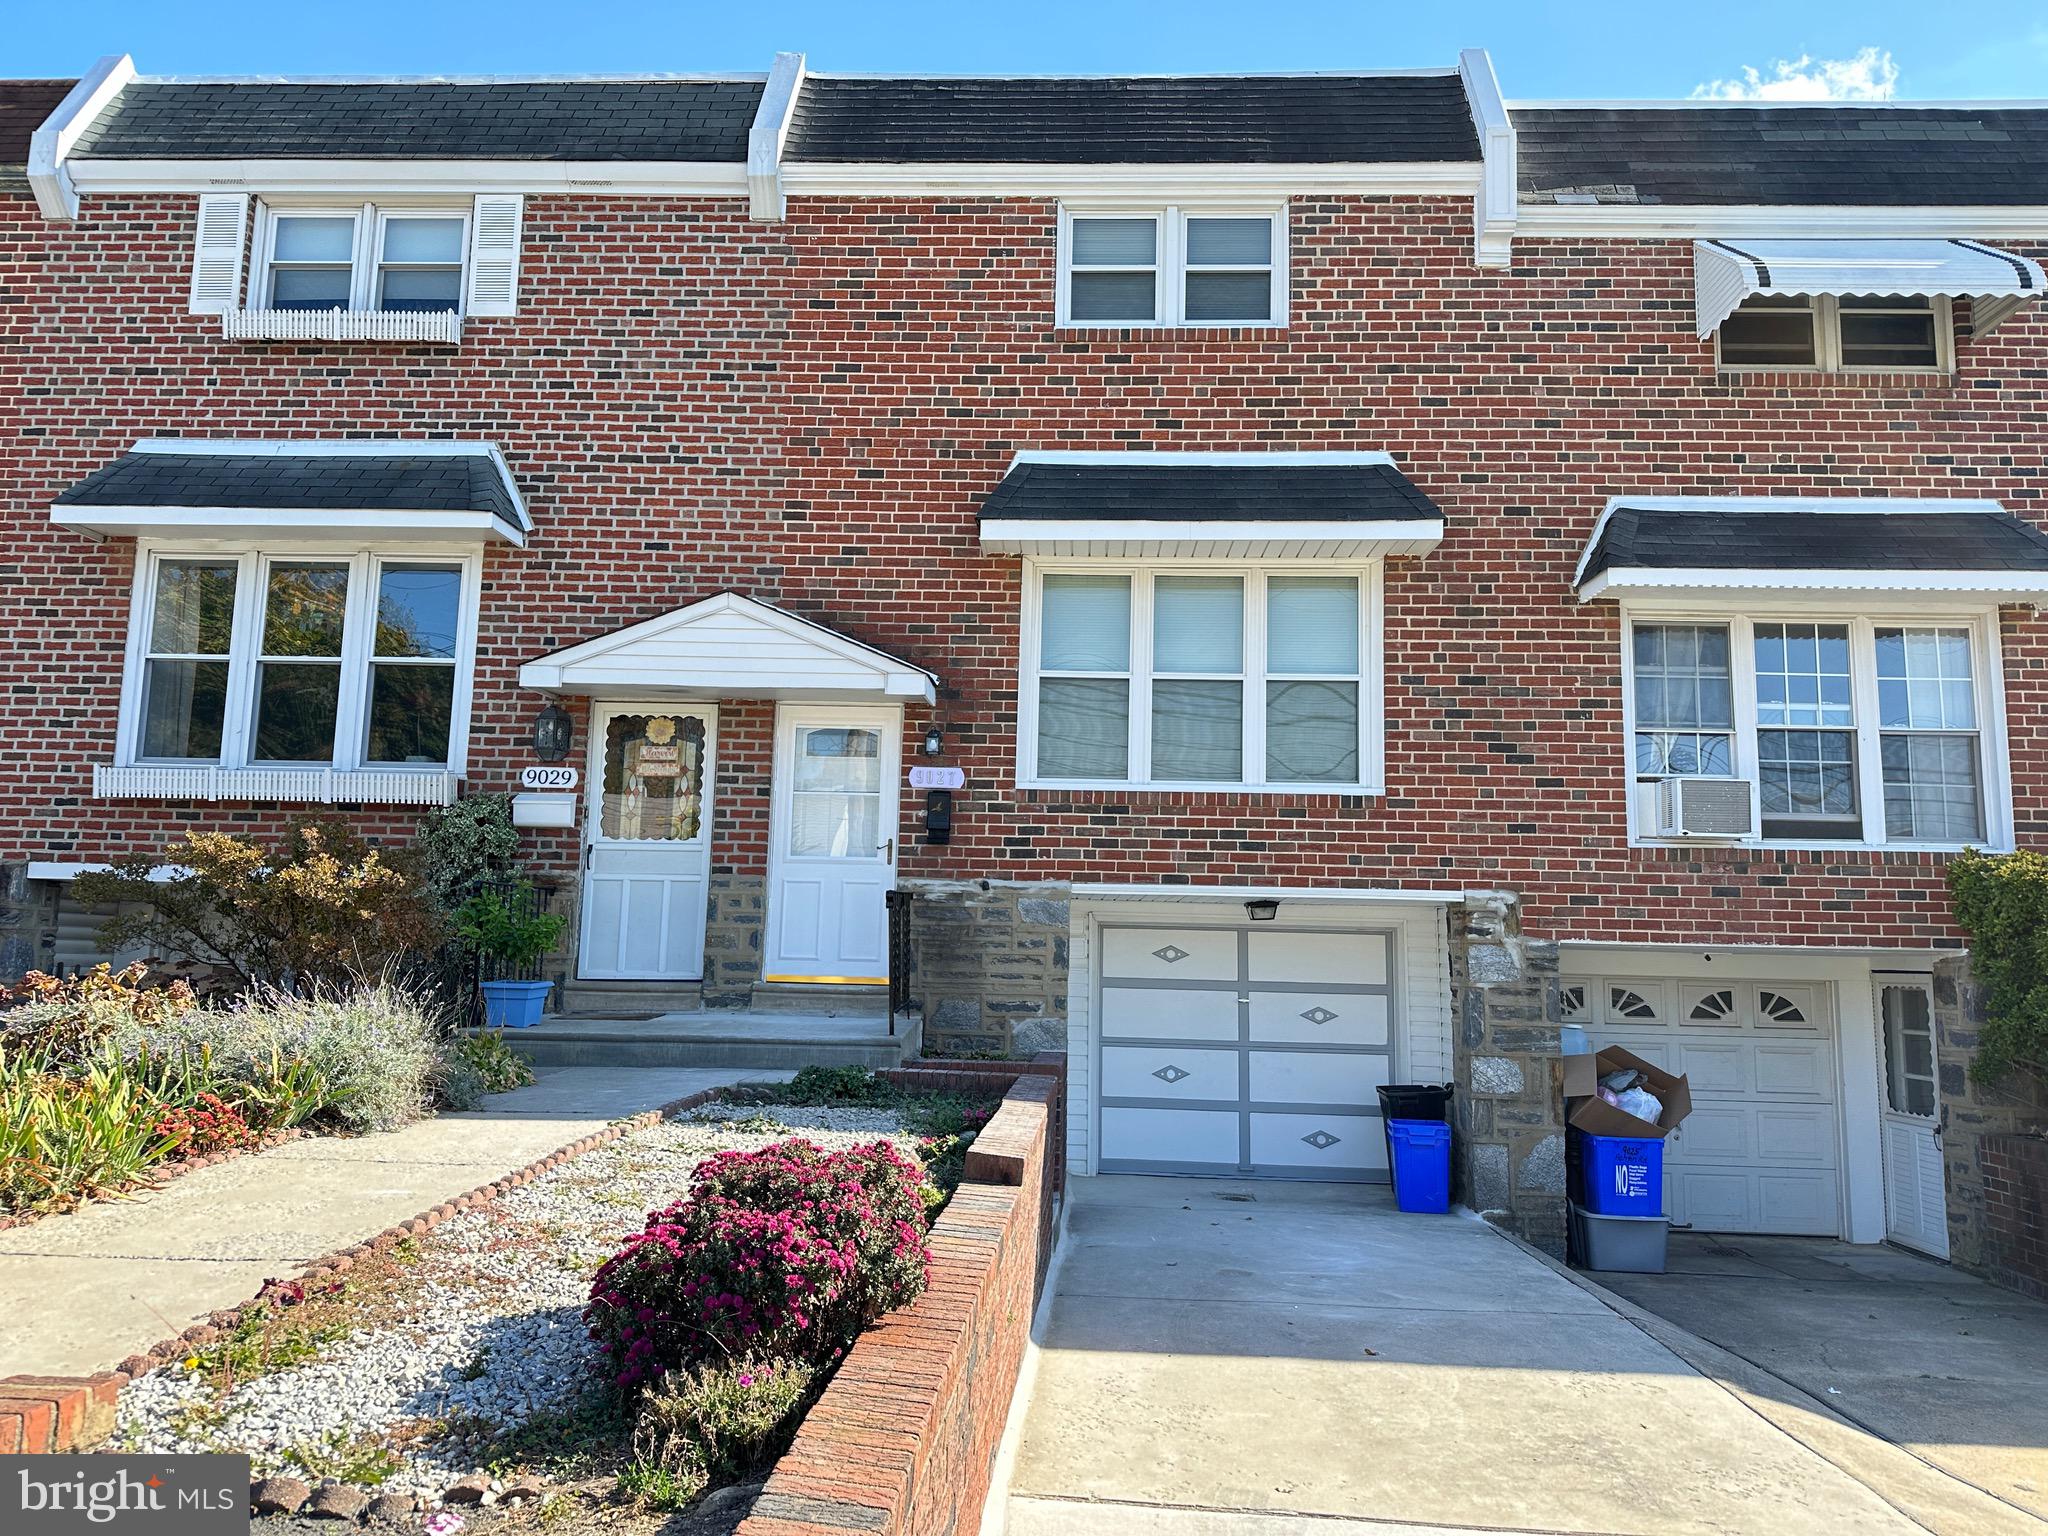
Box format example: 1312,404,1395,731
1244,898,1280,922
532,702,574,763
922,725,945,758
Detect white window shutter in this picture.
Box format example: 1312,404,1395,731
466,194,524,317
187,194,248,315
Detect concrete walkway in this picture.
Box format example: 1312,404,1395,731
0,1066,780,1378
1600,1231,2048,1520
999,1177,2045,1536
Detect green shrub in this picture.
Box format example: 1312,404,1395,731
1948,848,2048,1083
785,1064,880,1102
410,796,521,916
630,1358,814,1497
453,885,566,974
1,964,200,1065
451,1029,536,1095
0,1043,185,1212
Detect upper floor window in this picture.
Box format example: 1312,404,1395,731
1626,612,2004,848
126,545,477,777
1058,207,1287,329
1717,293,1950,373
1022,564,1375,790
258,204,469,315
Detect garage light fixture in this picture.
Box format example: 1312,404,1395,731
1244,898,1280,922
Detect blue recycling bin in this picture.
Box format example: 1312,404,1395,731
1571,1131,1664,1217
1387,1118,1452,1213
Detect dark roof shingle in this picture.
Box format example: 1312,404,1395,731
1518,105,2048,206
56,449,526,531
0,79,74,173
1580,503,2048,581
980,459,1445,523
787,73,1480,164
70,79,764,162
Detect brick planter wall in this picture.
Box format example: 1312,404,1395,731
739,1070,1061,1536
1980,1133,2048,1302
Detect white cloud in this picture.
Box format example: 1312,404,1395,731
1692,47,1900,102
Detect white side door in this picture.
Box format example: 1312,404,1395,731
764,705,900,984
579,704,715,981
1876,976,1950,1258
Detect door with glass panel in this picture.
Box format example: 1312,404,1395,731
580,705,715,981
764,706,900,985
1876,975,1949,1257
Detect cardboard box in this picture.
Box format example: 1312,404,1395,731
1562,1045,1693,1140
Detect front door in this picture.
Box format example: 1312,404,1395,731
580,704,715,980
1877,975,1949,1257
764,705,899,984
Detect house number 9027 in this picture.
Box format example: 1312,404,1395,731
520,765,578,790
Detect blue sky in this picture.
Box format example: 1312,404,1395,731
9,1,2048,100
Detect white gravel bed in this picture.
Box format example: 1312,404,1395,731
115,1102,916,1495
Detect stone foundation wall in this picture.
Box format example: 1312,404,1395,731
900,879,1070,1056
702,874,767,1008
1450,892,1567,1256
1933,954,2048,1285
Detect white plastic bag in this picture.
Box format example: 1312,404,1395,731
1616,1086,1663,1124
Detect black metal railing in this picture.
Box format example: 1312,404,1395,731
885,888,915,1036
405,877,561,1032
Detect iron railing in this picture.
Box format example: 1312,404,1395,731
404,878,561,1032
885,888,915,1036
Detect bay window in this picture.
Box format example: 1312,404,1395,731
1627,610,2002,847
1025,564,1377,790
124,545,479,778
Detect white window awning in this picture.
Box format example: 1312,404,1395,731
1694,238,2046,339
518,591,937,704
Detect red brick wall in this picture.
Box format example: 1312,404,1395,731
5,186,2047,949
1979,1132,2048,1302
739,1071,1057,1536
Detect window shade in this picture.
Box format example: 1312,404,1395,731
1267,577,1359,673
1072,218,1157,266
1041,574,1131,671
1153,576,1242,673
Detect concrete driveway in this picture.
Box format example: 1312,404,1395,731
1600,1232,2048,1520
997,1177,2043,1536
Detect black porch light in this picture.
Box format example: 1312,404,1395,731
923,724,945,757
532,702,574,762
1244,898,1280,922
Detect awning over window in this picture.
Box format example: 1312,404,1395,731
977,452,1445,560
519,591,937,703
1574,497,2048,602
51,440,529,544
1693,238,2046,339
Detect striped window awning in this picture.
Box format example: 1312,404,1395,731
1693,238,2045,339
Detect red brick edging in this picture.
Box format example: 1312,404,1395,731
0,1086,728,1454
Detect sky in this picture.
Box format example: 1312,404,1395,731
8,0,2048,101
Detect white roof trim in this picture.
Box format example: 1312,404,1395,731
63,157,749,198
777,161,1481,200
1520,203,2048,240
981,519,1442,559
1693,237,2045,338
27,53,135,221
747,52,807,220
518,591,938,704
1010,450,1397,468
1459,49,1516,269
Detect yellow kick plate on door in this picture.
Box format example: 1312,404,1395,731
764,974,889,986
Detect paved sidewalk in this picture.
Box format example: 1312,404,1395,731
0,1066,780,1377
1000,1177,2044,1536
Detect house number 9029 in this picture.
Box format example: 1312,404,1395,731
520,765,579,790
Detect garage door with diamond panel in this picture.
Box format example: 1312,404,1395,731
1573,977,1841,1236
1098,926,1394,1180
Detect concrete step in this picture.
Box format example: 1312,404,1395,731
748,982,890,1017
502,1009,922,1072
557,979,703,1018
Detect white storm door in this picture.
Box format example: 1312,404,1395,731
579,704,715,981
1877,977,1950,1258
765,705,900,984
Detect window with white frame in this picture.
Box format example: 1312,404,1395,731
1716,293,1950,373
1059,207,1285,328
128,548,476,772
1626,612,2001,846
257,203,469,315
1024,565,1373,789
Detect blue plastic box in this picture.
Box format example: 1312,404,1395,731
1572,1130,1664,1217
1388,1118,1452,1213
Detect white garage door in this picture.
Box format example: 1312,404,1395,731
1573,977,1841,1236
1097,925,1395,1181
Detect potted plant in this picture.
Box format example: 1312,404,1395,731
454,884,567,1029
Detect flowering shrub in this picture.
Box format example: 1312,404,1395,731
149,1092,256,1156
587,1138,931,1390
627,1356,816,1501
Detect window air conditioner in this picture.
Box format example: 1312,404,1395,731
1655,777,1757,839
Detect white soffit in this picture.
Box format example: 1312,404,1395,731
1693,237,2046,338
519,590,938,704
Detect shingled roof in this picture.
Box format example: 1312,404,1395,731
980,457,1445,524
1517,104,2048,206
0,79,75,177
784,73,1482,164
68,79,765,162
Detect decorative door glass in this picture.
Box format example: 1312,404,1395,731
1881,983,1937,1118
789,727,882,857
600,713,705,841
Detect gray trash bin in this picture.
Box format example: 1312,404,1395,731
1569,1202,1669,1274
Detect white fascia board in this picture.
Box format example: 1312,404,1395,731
1010,449,1398,469
53,505,524,545
28,53,136,221
979,518,1443,558
778,160,1482,200
64,157,749,198
1578,568,2048,602
1072,882,1468,905
1459,48,1516,269
1518,202,2048,240
747,52,807,221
